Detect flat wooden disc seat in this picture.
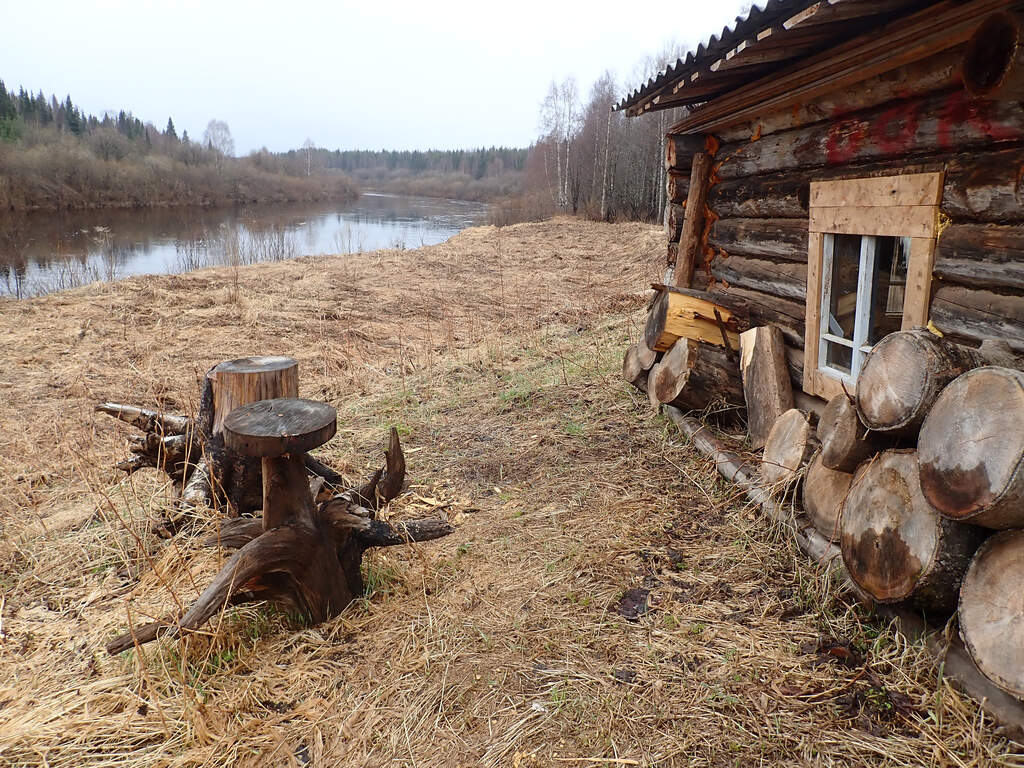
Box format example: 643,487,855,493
107,397,454,655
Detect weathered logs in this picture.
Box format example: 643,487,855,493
705,283,805,347
716,89,1024,181
840,450,985,613
817,393,882,473
667,170,690,204
856,329,986,436
709,146,1024,224
802,449,853,543
930,286,1024,353
942,147,1024,224
918,366,1024,529
667,203,685,242
761,408,818,489
623,340,658,390
708,218,808,262
709,255,806,302
963,11,1024,101
709,173,809,219
739,325,794,450
933,224,1024,292
644,288,742,352
959,530,1024,698
714,48,963,143
649,338,744,413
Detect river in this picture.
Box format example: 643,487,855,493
0,193,490,298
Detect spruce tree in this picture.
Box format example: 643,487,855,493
165,116,177,140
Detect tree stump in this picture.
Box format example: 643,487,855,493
959,530,1024,698
106,398,453,654
207,356,300,436
761,408,818,490
198,356,301,518
817,393,883,473
839,450,986,614
802,449,853,542
918,366,1024,529
98,356,317,535
856,329,984,437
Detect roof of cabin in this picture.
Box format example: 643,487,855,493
614,0,934,117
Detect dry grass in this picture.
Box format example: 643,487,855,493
0,217,1021,766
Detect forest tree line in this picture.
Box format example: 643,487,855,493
495,60,685,226
0,81,357,212
283,147,528,202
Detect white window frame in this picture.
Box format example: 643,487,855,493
818,234,912,388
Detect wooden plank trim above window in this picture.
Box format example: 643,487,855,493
809,172,943,208
808,205,938,238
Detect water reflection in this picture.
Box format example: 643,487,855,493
0,194,489,298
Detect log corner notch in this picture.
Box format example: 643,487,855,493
644,285,746,353
962,10,1024,101
106,403,453,656
672,138,716,288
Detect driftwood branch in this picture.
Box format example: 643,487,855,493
95,403,191,435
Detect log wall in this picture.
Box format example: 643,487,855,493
662,49,1024,386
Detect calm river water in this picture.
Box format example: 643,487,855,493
0,193,490,298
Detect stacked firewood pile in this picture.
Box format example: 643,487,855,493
625,301,1024,702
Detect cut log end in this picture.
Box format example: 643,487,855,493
802,449,853,543
622,341,657,386
919,366,1024,529
856,329,982,436
840,450,984,613
817,393,880,473
960,530,1024,698
761,409,818,490
963,11,1024,100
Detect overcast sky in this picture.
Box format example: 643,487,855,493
4,0,748,155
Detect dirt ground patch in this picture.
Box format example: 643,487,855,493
0,218,1020,766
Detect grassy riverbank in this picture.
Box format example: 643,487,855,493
0,219,1016,765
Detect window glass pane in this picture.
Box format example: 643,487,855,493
826,234,861,341
824,340,853,375
868,236,908,345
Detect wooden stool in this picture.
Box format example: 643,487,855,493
106,398,454,655
224,397,337,531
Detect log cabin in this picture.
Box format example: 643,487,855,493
621,0,1023,402
617,0,1024,717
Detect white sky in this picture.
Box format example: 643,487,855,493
3,0,748,154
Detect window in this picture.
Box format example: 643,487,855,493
819,233,909,386
804,173,943,400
